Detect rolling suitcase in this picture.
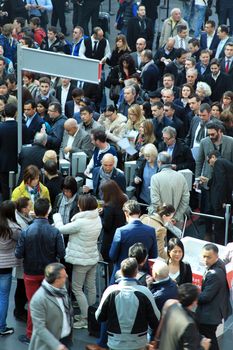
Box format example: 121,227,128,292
87,261,109,337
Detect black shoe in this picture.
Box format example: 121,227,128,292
0,327,14,336
18,334,30,344
14,309,27,322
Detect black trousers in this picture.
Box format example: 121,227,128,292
199,323,219,350
0,172,10,201
51,0,67,34
14,278,28,315
79,0,101,36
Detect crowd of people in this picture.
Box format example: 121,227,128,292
0,1,233,350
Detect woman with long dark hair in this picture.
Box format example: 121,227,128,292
167,237,192,285
0,200,21,336
99,180,127,264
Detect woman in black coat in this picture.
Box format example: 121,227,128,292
167,237,192,285
99,180,127,265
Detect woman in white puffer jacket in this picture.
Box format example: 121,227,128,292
53,194,102,329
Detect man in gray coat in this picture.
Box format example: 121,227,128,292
59,118,93,160
149,152,190,222
29,262,73,350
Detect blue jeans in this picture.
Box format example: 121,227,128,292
183,0,195,29
194,5,206,38
0,273,12,331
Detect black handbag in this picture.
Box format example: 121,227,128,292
109,84,121,101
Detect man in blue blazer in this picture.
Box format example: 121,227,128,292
200,20,220,58
109,200,158,283
24,99,44,143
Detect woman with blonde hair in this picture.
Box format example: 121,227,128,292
133,143,158,212
135,119,156,154
195,81,212,104
126,104,145,132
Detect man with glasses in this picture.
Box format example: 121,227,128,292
160,126,195,172
194,121,233,241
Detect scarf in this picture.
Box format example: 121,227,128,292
98,167,113,199
58,194,76,224
42,279,73,327
26,184,41,203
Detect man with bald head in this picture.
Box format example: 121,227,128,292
130,37,147,69
84,153,126,198
59,118,93,160
150,260,178,312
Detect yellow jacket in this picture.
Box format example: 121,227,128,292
11,181,50,203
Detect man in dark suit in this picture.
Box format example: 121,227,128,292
23,99,44,143
154,38,177,80
55,78,76,114
0,104,28,200
151,101,175,146
205,58,233,102
215,24,232,60
185,103,212,149
18,132,47,184
196,244,232,350
130,37,146,70
109,200,158,283
220,42,233,79
65,87,84,119
200,20,220,58
196,49,211,78
140,49,159,92
160,126,195,172
200,151,233,244
163,102,185,139
90,153,126,198
127,4,154,52
164,48,188,86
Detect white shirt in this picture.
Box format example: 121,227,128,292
206,33,214,49
56,297,71,339
65,130,78,160
79,36,111,62
61,84,70,114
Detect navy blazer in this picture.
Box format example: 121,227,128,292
141,63,160,92
92,167,126,197
109,219,158,281
200,31,220,57
65,100,75,118
26,113,44,143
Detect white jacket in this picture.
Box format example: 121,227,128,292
53,209,102,266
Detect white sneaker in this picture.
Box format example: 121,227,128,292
73,319,88,329
74,314,82,321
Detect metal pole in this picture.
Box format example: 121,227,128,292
17,45,23,155
9,171,15,198
108,0,114,15
166,0,170,18
224,204,231,246
190,211,224,221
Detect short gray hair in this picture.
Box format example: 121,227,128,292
162,126,177,138
157,151,172,165
34,132,47,145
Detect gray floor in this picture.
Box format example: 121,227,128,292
1,280,95,350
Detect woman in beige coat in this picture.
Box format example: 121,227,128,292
141,204,175,260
